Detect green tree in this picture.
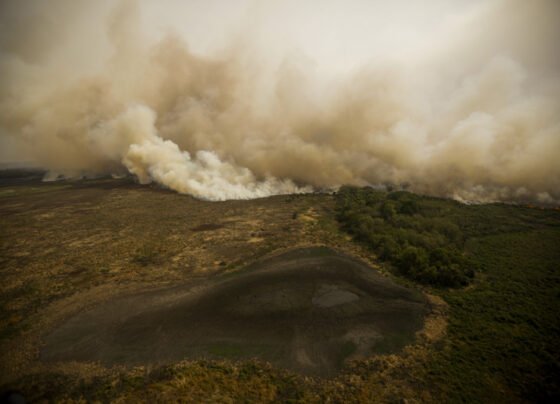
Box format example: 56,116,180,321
398,246,429,274
380,201,397,221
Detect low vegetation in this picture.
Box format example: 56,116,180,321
425,227,560,402
336,186,475,287
336,186,560,401
1,179,559,402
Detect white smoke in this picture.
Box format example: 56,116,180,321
0,0,559,203
84,104,307,200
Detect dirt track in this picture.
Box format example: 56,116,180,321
42,247,428,376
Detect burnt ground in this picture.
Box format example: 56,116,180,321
41,247,427,377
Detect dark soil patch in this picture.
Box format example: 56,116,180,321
41,247,428,377
191,223,225,232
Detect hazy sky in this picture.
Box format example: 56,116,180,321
0,0,559,202
0,0,508,77
140,0,484,68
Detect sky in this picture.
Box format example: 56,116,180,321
0,0,558,202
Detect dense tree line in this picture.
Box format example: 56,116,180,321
336,186,475,287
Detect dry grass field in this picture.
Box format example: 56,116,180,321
1,174,558,402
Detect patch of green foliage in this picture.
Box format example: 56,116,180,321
336,186,475,287
337,186,560,400
426,228,560,402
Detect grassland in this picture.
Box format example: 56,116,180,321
0,177,559,402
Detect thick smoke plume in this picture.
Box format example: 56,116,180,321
0,0,559,203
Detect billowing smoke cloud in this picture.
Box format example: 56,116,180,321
0,0,559,203
98,105,308,200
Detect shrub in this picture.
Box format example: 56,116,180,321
398,246,429,274
335,186,475,288
380,201,397,221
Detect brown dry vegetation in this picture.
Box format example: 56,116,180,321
0,178,447,402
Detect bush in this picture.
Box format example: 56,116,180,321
380,201,397,221
399,199,419,215
398,246,429,274
335,186,474,288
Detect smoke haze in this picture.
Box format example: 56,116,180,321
0,0,559,202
